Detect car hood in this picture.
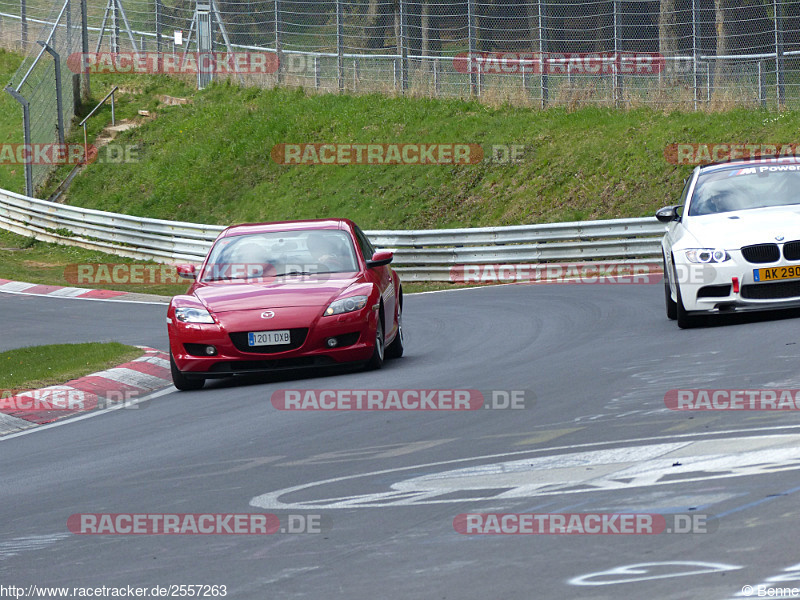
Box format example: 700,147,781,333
684,206,800,249
193,275,362,313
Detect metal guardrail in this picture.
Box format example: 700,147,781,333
0,187,666,282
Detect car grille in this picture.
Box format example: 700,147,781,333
741,243,780,264
208,356,335,373
229,328,308,354
784,241,800,261
741,281,800,300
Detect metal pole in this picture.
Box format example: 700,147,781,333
180,18,196,69
758,60,766,107
39,42,65,146
112,0,119,53
20,0,27,48
66,0,71,52
209,0,239,85
692,0,698,110
314,55,320,89
95,0,111,53
155,0,162,74
5,86,33,197
115,0,142,55
400,0,408,92
467,0,477,95
433,57,439,96
775,0,785,107
336,0,343,92
81,0,90,100
195,2,212,89
613,0,621,107
275,0,282,83
539,0,548,108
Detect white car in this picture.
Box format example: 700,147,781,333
658,157,800,328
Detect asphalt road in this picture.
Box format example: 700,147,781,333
2,284,800,599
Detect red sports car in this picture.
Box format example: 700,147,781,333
167,219,403,390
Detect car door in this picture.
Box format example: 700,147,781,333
354,226,397,339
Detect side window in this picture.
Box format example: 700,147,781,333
354,227,375,261
679,171,695,215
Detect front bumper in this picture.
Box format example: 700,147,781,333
673,255,800,313
168,306,377,377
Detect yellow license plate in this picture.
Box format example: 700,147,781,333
754,266,800,282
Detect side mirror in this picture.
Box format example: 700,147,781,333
176,264,197,280
366,250,393,268
656,205,682,223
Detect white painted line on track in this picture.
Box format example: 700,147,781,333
0,387,176,442
250,424,800,510
0,289,167,305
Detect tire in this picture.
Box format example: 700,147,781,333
385,300,404,359
170,353,205,391
676,278,703,329
365,313,385,370
664,256,677,320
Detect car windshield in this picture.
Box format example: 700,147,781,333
688,163,800,216
201,229,359,281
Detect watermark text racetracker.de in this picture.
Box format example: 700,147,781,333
67,51,279,75
450,262,662,284
67,513,329,535
270,389,535,410
270,143,529,165
452,51,665,75
64,263,340,286
450,261,731,285
0,143,138,165
0,389,142,411
664,143,800,165
64,263,183,286
454,512,716,535
666,389,800,410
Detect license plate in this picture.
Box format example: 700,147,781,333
247,330,291,346
753,266,800,282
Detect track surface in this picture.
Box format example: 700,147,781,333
2,284,800,599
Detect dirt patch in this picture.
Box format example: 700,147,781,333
159,95,192,106
22,260,60,268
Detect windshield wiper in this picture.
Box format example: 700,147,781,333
274,270,315,277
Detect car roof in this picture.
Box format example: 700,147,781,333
698,156,800,174
218,219,355,238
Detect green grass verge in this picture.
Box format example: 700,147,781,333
42,80,800,230
0,229,190,296
0,228,482,295
0,342,144,389
0,49,25,193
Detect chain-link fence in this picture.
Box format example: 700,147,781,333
3,1,800,194
3,0,800,109
3,0,86,196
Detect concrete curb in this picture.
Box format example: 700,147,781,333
0,279,170,304
0,346,172,436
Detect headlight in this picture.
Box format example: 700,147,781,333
174,307,215,324
685,248,730,264
324,295,368,316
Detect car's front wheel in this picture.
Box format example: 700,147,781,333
366,315,385,370
385,302,404,359
664,256,677,320
170,353,205,391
